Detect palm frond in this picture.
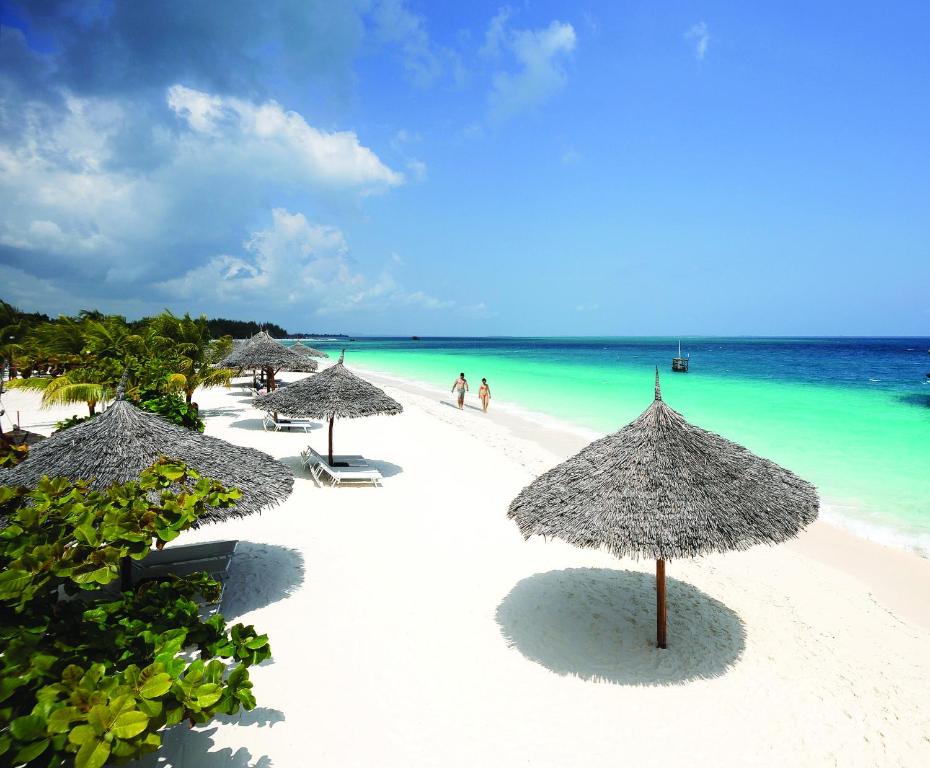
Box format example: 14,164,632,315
5,377,53,391
42,382,105,407
165,373,188,392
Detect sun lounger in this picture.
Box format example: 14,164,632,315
263,413,315,432
130,540,238,612
300,447,381,486
300,446,369,469
313,462,382,487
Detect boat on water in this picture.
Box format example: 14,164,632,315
672,340,689,373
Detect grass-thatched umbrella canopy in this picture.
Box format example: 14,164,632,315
290,342,329,359
1,398,294,523
507,369,818,648
1,387,294,587
220,331,316,388
254,351,402,464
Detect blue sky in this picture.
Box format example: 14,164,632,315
0,1,928,335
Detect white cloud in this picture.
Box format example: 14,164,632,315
167,85,403,189
406,158,428,181
159,208,453,317
369,0,443,86
0,95,153,266
0,86,403,279
481,6,512,58
488,19,577,120
685,22,710,61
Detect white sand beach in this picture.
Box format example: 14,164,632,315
5,363,930,767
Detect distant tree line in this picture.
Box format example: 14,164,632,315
205,317,289,339
0,302,347,350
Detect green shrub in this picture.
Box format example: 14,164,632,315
53,415,94,433
0,460,271,766
0,440,28,468
138,394,205,433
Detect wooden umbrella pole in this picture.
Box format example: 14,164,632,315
328,415,335,466
268,367,276,391
656,558,667,649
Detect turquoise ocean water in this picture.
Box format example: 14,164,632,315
293,337,930,552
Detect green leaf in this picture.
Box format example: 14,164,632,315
13,738,49,763
75,736,110,768
111,710,148,739
139,673,172,699
165,706,184,727
47,707,79,734
68,725,96,746
86,705,109,736
136,697,163,718
0,676,24,703
193,683,223,708
10,714,45,741
0,569,32,598
71,566,114,585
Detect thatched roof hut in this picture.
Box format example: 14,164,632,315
290,342,329,359
221,331,316,386
1,397,294,525
508,369,818,648
254,350,402,464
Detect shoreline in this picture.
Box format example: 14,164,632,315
349,359,930,554
4,364,930,765
351,361,930,631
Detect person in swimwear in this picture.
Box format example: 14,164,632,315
478,378,491,413
451,372,468,409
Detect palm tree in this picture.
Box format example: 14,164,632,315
150,312,235,406
0,300,29,378
7,367,110,416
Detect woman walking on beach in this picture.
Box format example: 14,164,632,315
452,372,468,409
478,378,491,413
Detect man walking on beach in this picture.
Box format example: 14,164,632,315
452,372,468,409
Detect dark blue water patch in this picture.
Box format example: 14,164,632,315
303,337,930,396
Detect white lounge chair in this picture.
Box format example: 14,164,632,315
300,445,369,469
263,413,315,432
300,446,381,487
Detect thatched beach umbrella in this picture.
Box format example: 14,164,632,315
507,370,818,648
290,342,329,359
1,385,294,587
1,395,293,523
221,331,316,389
254,351,402,465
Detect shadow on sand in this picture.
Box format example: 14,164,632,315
439,400,485,413
280,455,403,480
495,568,745,686
230,418,322,433
221,542,306,620
135,722,277,767
199,407,246,419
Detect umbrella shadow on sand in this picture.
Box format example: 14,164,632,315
199,407,246,418
496,568,745,686
229,418,269,431
279,456,404,479
230,418,322,432
220,542,306,621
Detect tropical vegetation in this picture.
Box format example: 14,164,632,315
0,460,271,767
0,303,236,424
